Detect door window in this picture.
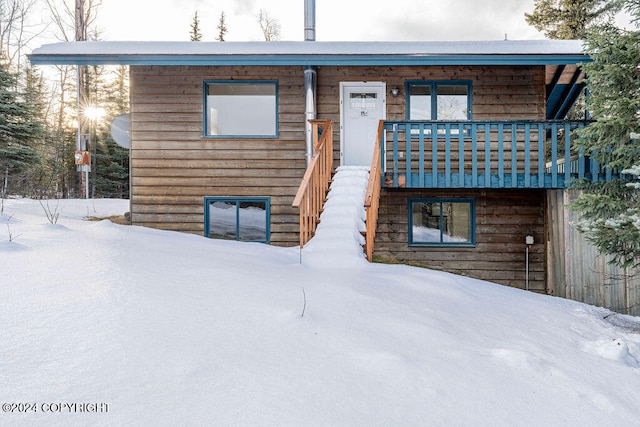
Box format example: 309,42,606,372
350,93,378,111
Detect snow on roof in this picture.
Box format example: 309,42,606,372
28,39,588,66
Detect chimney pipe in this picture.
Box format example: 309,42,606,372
304,0,316,41
304,0,317,166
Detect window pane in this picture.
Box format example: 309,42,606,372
408,83,470,121
238,201,267,241
441,202,471,243
409,85,432,120
207,82,277,136
436,85,468,120
411,200,473,245
350,93,378,111
209,201,237,240
411,202,441,243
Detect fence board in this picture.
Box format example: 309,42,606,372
547,189,640,315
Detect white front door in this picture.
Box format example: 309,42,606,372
340,82,386,166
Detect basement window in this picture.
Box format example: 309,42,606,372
408,198,475,247
204,197,270,243
204,80,278,138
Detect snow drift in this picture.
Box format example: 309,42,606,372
1,195,640,426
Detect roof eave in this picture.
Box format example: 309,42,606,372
28,53,591,67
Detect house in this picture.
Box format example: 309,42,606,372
30,38,614,297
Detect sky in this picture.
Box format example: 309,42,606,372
2,176,640,425
91,0,545,42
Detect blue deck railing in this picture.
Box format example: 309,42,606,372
381,120,612,189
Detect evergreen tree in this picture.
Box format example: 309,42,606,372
190,11,203,41
79,63,131,199
46,65,81,198
0,62,45,197
526,1,623,122
93,65,130,198
216,11,227,42
92,133,129,198
105,65,129,115
525,0,622,39
22,66,56,197
572,0,640,268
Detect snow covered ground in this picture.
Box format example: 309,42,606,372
2,184,640,426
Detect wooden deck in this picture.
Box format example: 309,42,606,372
379,120,615,189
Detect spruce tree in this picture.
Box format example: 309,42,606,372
23,66,56,197
525,0,622,39
190,11,203,41
572,0,640,268
93,65,129,198
216,11,227,42
0,62,45,197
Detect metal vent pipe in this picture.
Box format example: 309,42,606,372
304,0,316,41
304,0,317,166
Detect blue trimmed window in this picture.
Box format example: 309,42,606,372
406,81,472,120
409,198,475,246
204,197,270,243
204,80,278,138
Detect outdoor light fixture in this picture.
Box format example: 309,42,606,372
525,235,534,291
391,87,400,97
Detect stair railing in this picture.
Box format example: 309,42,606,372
363,120,384,261
292,120,334,248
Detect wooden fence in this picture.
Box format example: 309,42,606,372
547,189,640,316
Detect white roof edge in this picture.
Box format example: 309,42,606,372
31,39,586,57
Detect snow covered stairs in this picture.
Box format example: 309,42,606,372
300,166,370,268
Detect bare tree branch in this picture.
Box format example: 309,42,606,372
257,9,280,41
0,0,43,70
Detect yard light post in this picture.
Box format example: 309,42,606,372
525,235,534,291
84,106,106,199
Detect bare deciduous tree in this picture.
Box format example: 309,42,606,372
45,0,102,42
45,0,105,197
0,0,43,72
257,9,280,41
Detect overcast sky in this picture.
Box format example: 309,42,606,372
91,0,545,42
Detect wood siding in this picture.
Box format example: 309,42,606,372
316,65,545,172
316,65,545,120
374,189,547,291
130,66,306,245
129,64,545,250
322,66,547,290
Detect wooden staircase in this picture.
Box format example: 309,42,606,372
293,119,383,261
363,121,384,261
292,120,334,248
